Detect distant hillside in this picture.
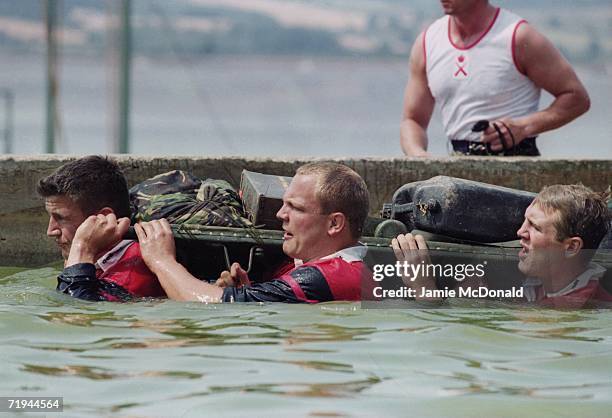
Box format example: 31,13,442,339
0,0,610,64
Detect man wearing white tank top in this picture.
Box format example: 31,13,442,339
400,0,590,157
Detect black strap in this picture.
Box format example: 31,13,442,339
491,123,507,153
451,137,540,156
495,121,519,155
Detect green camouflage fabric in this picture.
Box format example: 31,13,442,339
130,170,252,228
129,170,201,216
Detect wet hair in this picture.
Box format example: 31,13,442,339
37,155,131,218
534,184,610,249
296,162,369,239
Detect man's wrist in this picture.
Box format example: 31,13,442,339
408,148,431,158
513,118,533,141
148,257,180,276
65,241,97,267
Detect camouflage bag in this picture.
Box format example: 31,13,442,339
129,170,201,217
130,170,252,228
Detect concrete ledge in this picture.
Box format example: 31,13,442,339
1,155,611,266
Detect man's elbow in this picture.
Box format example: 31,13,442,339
569,85,591,118
577,89,591,117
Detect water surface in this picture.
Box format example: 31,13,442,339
2,54,610,158
1,267,611,417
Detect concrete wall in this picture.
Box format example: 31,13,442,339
1,155,610,266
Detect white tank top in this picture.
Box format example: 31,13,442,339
425,8,541,141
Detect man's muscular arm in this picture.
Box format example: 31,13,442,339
135,220,224,303
400,32,436,157
482,23,590,151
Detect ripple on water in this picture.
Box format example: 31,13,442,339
1,267,612,417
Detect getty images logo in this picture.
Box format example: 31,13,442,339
372,260,487,282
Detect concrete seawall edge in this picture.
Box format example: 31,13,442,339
1,155,610,266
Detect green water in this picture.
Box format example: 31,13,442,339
1,268,611,417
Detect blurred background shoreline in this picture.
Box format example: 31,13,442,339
0,0,610,157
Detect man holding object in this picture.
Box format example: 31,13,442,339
39,156,165,301
65,162,372,303
392,185,611,308
400,0,590,157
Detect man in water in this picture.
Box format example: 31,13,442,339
63,162,372,303
400,0,590,156
38,156,165,301
393,184,611,307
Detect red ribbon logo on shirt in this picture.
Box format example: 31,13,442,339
454,54,468,79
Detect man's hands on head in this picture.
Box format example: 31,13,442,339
66,213,130,267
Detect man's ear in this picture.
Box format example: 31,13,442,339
97,207,115,216
564,236,584,258
328,213,347,236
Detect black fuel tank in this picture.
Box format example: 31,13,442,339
386,176,536,243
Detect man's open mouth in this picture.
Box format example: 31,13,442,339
519,242,529,259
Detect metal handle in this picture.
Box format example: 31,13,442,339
220,245,261,274
391,202,415,215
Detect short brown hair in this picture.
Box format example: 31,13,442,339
37,155,131,218
296,162,369,239
534,184,610,249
